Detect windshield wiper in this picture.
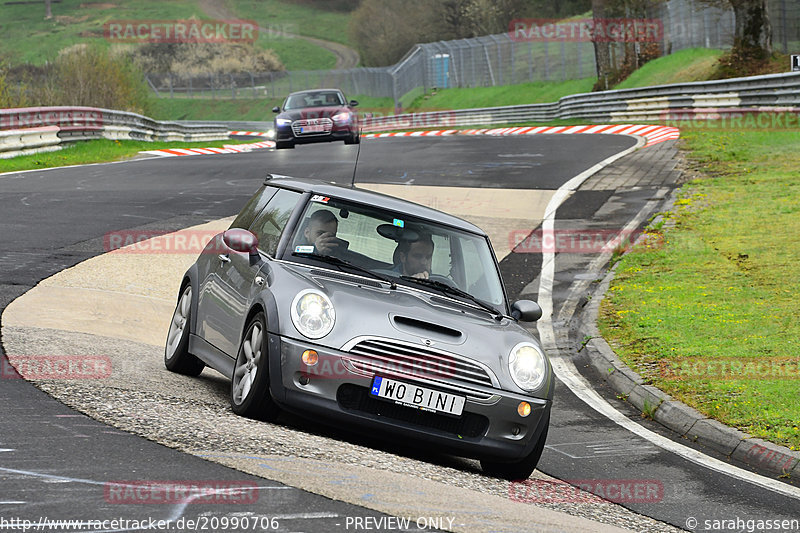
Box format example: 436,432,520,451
292,252,396,288
398,276,503,319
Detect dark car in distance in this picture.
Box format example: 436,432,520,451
164,175,553,480
272,89,360,149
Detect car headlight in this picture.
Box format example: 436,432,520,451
276,118,292,126
291,289,335,339
332,112,351,123
508,342,547,392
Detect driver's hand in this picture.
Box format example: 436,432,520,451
410,270,430,279
315,232,342,255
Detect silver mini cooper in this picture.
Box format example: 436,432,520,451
165,175,553,479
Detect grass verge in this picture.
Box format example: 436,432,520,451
598,126,800,451
405,79,597,111
0,137,256,174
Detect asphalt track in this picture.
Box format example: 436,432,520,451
1,136,798,532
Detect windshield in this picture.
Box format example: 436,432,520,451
284,91,345,110
283,195,507,311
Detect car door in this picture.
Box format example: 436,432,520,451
199,188,301,357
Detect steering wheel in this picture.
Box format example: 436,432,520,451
429,274,457,288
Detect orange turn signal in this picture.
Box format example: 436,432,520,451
517,401,531,417
301,350,319,366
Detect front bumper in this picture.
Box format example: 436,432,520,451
270,334,551,461
275,123,355,144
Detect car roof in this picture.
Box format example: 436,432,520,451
265,174,487,236
286,88,344,96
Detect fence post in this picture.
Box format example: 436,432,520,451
528,41,533,82
544,40,550,81
169,73,173,99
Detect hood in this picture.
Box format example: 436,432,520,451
278,106,351,121
265,262,539,377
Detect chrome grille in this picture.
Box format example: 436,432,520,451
346,337,496,395
291,118,333,136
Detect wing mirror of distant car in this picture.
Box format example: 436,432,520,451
511,300,542,322
272,106,281,113
223,229,259,257
349,100,359,107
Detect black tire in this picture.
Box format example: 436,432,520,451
164,284,205,376
481,412,549,480
230,312,281,422
275,141,295,149
344,133,360,145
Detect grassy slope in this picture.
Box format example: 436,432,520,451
599,129,800,450
144,48,725,121
0,0,341,73
224,0,354,45
0,0,205,65
615,48,726,90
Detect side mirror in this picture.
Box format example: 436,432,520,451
223,229,259,256
511,300,542,322
272,106,280,113
349,100,359,107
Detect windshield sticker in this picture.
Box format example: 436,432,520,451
393,218,405,228
310,195,330,203
295,245,315,254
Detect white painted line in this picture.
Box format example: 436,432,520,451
0,501,26,504
273,512,340,519
535,143,800,502
0,448,15,452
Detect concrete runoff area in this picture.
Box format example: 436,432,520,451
1,194,672,532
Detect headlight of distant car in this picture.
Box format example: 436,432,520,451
276,118,292,126
332,112,351,123
291,289,335,339
508,342,547,392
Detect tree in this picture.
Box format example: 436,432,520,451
591,0,613,90
729,0,772,57
45,0,52,19
698,0,772,59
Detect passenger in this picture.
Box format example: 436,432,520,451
394,233,434,279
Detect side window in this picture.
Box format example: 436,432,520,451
230,186,277,230
249,189,302,256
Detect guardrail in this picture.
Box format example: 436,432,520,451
361,71,800,131
0,106,228,158
0,126,62,159
3,72,799,157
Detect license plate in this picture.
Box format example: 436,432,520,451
370,376,465,416
301,125,324,133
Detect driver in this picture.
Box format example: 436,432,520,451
394,233,434,279
302,209,347,256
